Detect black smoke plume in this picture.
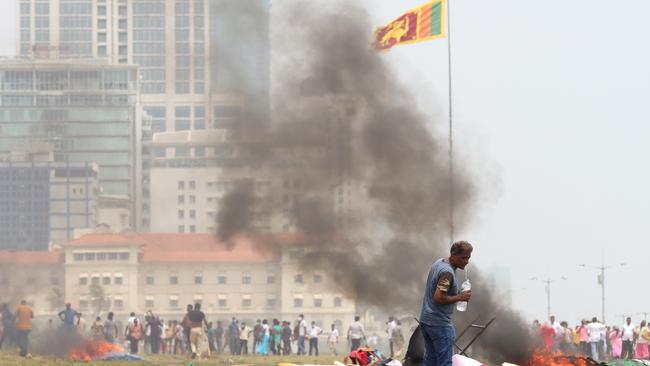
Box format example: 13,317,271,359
212,0,533,363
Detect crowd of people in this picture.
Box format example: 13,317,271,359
0,300,407,360
534,315,650,361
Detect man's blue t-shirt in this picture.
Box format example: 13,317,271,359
419,258,458,327
60,308,78,328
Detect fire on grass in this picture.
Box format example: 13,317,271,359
523,350,596,366
68,340,124,361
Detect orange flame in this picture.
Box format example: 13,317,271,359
525,350,592,366
68,340,124,361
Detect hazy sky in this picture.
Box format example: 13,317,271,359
1,0,650,326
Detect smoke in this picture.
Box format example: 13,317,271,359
212,0,533,363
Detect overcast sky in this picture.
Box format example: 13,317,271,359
1,1,650,326
365,0,650,326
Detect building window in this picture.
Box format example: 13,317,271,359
178,225,185,233
242,274,251,285
189,195,196,204
146,275,155,285
73,253,83,261
79,276,88,285
189,225,196,233
294,274,303,284
102,277,111,285
175,106,191,130
294,297,303,308
84,253,96,261
266,298,276,308
145,298,154,309
241,295,252,307
218,297,227,308
169,275,178,285
313,274,323,283
217,275,227,284
178,195,185,204
97,6,106,16
178,210,184,219
114,275,123,285
267,275,275,284
189,181,196,190
91,276,100,285
98,33,107,43
334,297,343,307
98,19,107,29
194,275,202,284
169,296,179,309
98,46,107,56
314,296,323,308
189,210,196,219
178,181,185,190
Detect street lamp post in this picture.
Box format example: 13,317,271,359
529,276,567,320
579,262,626,324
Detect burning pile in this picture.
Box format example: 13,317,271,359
68,340,124,361
523,351,598,366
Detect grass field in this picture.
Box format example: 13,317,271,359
0,351,345,366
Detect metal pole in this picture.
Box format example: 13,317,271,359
446,0,454,243
601,265,606,323
545,280,551,320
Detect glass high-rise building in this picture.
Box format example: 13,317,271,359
16,0,271,231
0,60,138,197
0,160,98,250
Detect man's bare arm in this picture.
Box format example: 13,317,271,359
432,272,471,304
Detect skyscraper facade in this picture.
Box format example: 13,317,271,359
16,0,271,231
0,59,138,201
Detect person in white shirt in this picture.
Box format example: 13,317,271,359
328,324,339,356
621,317,635,359
386,316,397,357
239,322,252,355
347,315,365,352
296,314,307,355
587,317,606,361
308,321,322,356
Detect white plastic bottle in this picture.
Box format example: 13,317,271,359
456,279,471,312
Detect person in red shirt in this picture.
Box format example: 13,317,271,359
540,324,556,350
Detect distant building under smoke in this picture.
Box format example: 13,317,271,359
0,232,356,331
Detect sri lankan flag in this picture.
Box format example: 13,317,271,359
372,0,445,51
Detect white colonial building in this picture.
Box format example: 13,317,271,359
0,231,356,330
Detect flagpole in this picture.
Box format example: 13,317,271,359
446,0,455,243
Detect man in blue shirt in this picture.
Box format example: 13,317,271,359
58,303,79,331
419,241,473,366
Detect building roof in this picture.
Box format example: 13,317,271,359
66,233,282,263
0,232,315,266
0,250,62,265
